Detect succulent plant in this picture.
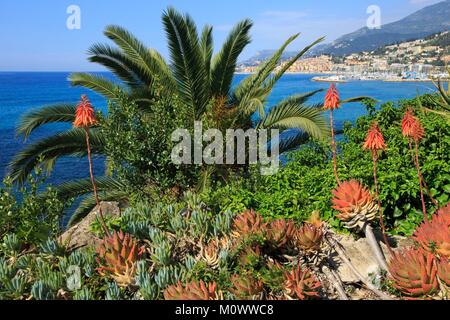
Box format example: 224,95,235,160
284,266,321,300
198,237,231,269
39,238,66,256
238,244,262,267
4,275,27,298
265,219,294,250
388,248,438,297
229,274,264,299
232,210,266,238
96,230,145,287
413,208,450,258
437,259,450,287
105,282,122,300
163,280,221,300
151,240,172,266
1,233,22,255
31,281,56,300
331,180,378,229
73,287,95,300
294,221,324,253
154,265,186,289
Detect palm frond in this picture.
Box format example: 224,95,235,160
55,176,125,200
278,130,310,154
87,43,144,88
8,128,105,185
267,36,325,87
340,96,373,104
258,102,329,140
68,189,129,226
69,73,123,99
162,7,209,118
200,25,214,93
103,25,176,92
16,104,78,139
211,19,252,98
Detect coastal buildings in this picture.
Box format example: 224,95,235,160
236,31,449,81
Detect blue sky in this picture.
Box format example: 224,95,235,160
0,0,443,71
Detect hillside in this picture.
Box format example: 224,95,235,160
314,0,450,56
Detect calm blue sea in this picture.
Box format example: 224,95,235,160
0,72,437,186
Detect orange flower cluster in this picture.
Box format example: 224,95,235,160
324,84,340,110
363,122,386,151
401,109,425,142
73,95,97,128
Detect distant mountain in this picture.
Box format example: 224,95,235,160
239,50,300,66
313,0,450,56
241,0,450,65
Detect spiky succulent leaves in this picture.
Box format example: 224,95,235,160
265,219,295,250
230,274,264,300
238,245,262,268
284,266,321,300
198,237,231,269
388,248,438,297
232,210,266,238
164,280,220,300
331,180,378,229
437,259,450,287
96,230,144,286
413,207,450,258
294,222,324,253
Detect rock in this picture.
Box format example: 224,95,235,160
59,202,121,251
332,234,409,283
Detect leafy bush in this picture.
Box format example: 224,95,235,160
101,92,199,198
205,95,450,235
0,167,67,244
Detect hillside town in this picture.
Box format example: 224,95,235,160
237,31,450,81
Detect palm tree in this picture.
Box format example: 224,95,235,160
9,8,349,223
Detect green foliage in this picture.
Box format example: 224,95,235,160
0,167,68,244
205,96,450,236
101,91,198,195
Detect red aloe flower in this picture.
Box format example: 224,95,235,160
324,84,340,110
324,84,341,184
401,109,433,220
363,122,386,152
401,109,425,143
362,122,392,255
74,95,97,128
74,95,109,236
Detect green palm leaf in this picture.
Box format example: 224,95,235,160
258,102,329,140
16,104,78,139
103,25,176,91
87,43,144,88
211,19,252,98
163,7,209,118
69,189,129,226
8,128,105,185
69,73,123,99
200,25,214,93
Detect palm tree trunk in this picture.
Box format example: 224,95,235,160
85,127,110,236
329,110,340,185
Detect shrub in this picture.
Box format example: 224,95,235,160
204,95,450,235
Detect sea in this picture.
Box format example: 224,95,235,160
0,72,437,187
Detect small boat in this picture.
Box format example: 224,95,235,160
311,75,347,83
